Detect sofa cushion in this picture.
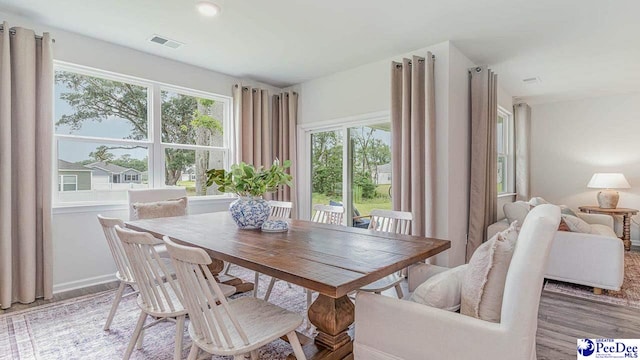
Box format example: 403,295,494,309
409,264,468,311
503,201,530,225
461,223,518,323
562,214,592,233
559,205,578,217
590,224,617,238
132,197,188,220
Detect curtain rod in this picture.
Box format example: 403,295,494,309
0,25,55,43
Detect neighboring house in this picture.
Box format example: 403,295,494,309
57,159,92,191
375,163,392,185
86,161,143,184
180,166,196,182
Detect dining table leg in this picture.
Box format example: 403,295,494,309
207,257,255,294
288,294,355,360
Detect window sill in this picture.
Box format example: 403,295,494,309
52,195,236,215
498,192,517,199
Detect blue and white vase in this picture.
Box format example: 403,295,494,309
229,196,270,229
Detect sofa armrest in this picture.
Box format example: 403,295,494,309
487,219,509,239
577,212,614,228
354,292,521,360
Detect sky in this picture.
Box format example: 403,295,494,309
55,81,148,163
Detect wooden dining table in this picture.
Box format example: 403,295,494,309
125,212,450,360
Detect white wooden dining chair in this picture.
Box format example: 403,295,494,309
311,204,344,225
115,226,236,360
254,201,294,299
358,209,413,298
163,237,307,360
97,215,138,331
268,200,293,219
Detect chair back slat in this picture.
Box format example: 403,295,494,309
311,204,344,225
115,226,183,314
268,200,293,219
164,237,251,350
98,215,135,283
368,209,413,235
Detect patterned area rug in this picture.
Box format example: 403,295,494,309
543,251,640,309
0,266,316,359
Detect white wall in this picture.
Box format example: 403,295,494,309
297,41,475,266
530,92,640,242
1,11,282,292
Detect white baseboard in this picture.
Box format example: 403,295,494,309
632,239,640,248
53,273,118,294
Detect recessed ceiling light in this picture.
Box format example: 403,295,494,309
196,1,221,17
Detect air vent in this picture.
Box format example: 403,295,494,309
522,77,541,85
148,35,184,49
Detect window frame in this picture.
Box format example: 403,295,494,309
52,61,234,206
59,174,78,192
497,106,515,195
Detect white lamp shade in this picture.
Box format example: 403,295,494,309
587,173,631,189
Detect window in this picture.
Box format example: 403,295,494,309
497,107,514,194
53,63,232,204
59,175,78,192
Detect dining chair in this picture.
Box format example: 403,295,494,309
311,204,344,225
358,209,414,298
268,200,293,219
97,215,138,331
163,237,307,360
115,226,236,360
254,200,294,299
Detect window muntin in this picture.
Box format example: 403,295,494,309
53,64,232,205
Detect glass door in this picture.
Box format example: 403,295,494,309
348,123,392,228
310,129,344,215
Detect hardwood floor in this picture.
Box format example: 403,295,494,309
537,291,640,359
2,277,638,359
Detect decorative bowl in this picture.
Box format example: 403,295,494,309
261,220,289,233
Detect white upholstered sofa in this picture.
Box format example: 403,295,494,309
488,211,624,293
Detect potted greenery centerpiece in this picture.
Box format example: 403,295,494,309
206,160,293,229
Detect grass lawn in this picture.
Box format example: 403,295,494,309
312,184,392,216
176,180,196,196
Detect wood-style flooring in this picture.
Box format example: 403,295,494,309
1,276,638,359
536,290,640,359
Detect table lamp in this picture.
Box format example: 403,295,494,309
587,173,631,209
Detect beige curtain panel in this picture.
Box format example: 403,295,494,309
272,91,298,206
514,103,531,201
0,22,54,309
466,66,498,261
390,53,436,237
235,85,271,168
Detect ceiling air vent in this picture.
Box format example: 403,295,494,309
148,35,184,49
522,77,541,85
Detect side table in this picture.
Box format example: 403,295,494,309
578,206,638,251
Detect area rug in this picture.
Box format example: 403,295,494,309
0,266,316,360
543,251,640,309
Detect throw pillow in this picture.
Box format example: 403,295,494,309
528,197,549,207
460,223,518,323
559,205,578,217
410,264,468,311
132,197,188,220
503,201,530,225
561,214,592,233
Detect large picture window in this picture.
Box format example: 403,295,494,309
53,64,232,204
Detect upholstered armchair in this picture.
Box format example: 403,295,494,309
353,204,561,360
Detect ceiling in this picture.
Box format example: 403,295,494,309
1,0,639,103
